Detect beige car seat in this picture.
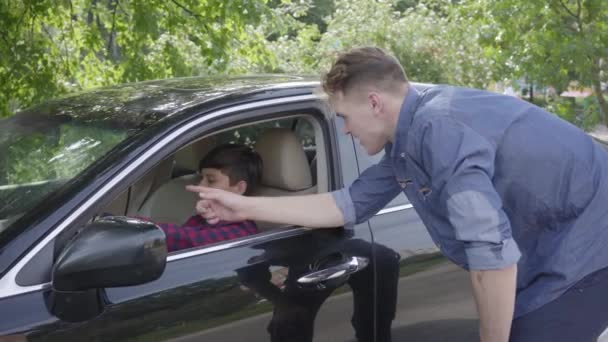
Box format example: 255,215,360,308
253,128,317,196
135,138,216,223
253,128,317,230
137,174,201,224
100,156,174,216
173,136,217,175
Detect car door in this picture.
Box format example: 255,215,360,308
0,94,379,342
350,134,479,342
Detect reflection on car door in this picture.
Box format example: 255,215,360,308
25,227,374,342
352,141,479,342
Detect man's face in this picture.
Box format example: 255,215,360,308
331,90,388,155
198,168,246,195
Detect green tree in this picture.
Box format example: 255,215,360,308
465,0,608,124
262,0,493,88
0,0,274,117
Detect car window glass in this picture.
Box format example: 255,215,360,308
294,118,315,149
0,116,135,238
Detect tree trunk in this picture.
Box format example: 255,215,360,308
592,76,608,126
529,84,534,102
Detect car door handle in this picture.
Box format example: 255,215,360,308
297,256,369,284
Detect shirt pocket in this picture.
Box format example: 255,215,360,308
404,157,436,203
393,162,438,219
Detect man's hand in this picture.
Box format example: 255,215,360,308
186,185,251,224
470,264,517,342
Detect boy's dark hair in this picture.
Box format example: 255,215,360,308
198,143,263,195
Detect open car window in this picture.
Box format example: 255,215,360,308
96,114,322,256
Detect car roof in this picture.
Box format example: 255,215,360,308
13,76,436,128
13,75,321,129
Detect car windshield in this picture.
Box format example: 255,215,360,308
0,101,153,237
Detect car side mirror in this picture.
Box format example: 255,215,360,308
52,216,167,292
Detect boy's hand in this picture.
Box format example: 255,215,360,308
186,185,250,224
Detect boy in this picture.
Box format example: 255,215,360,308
141,143,262,252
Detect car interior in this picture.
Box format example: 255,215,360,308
99,113,328,241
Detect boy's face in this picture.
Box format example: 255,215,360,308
198,168,247,195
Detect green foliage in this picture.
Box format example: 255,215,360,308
0,0,274,117
2,0,606,127
263,0,494,88
580,96,602,130
464,0,608,123
544,96,601,131
547,99,577,125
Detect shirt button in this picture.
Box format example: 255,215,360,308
400,152,406,158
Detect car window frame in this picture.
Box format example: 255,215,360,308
0,93,342,300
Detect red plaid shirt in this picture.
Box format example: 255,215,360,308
138,215,258,252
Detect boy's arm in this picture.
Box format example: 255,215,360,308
160,218,258,252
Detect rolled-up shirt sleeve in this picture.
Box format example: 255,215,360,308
415,116,521,270
331,151,402,229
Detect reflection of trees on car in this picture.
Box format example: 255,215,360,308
0,121,128,226
3,123,126,185
216,118,315,149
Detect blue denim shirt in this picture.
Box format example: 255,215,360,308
332,85,608,317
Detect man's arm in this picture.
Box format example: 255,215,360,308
244,193,345,228
471,265,517,342
184,189,345,228
187,150,402,228
413,115,521,342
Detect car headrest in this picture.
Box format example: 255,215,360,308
173,137,217,173
255,128,312,191
137,174,201,224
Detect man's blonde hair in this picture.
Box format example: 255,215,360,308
321,47,408,98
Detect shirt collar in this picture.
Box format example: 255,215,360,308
390,85,421,159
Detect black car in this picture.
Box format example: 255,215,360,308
0,76,480,342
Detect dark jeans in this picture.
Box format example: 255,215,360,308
510,266,608,342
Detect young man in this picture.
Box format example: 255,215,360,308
142,143,262,252
186,47,608,342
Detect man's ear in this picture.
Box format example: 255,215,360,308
235,180,248,195
368,92,383,116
